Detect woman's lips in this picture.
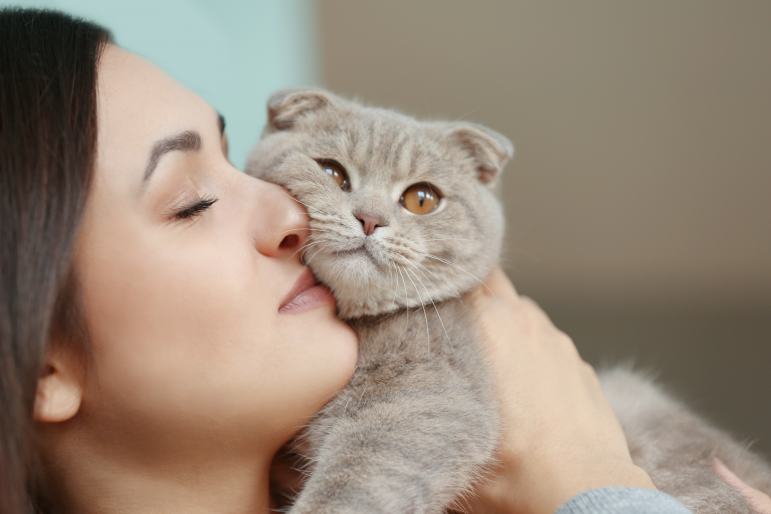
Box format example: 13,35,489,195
279,269,335,314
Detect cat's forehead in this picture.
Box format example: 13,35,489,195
302,106,456,183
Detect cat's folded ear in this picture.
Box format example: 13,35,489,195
444,123,513,187
267,87,336,130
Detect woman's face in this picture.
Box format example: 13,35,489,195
74,46,358,462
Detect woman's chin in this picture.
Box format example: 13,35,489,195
290,305,358,387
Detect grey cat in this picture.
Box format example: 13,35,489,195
247,87,771,514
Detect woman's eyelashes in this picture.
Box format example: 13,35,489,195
173,195,219,220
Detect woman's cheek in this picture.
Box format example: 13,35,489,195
277,307,359,407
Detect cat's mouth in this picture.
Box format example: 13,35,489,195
335,244,384,269
337,245,370,258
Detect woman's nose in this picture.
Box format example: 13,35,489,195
250,180,310,260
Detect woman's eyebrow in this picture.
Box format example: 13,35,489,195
143,130,202,187
218,112,226,135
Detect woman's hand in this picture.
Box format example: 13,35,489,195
461,268,656,514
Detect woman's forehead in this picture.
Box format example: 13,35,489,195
98,45,215,137
95,45,218,186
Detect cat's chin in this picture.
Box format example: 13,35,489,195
335,299,396,320
309,254,395,319
333,289,425,320
308,252,422,319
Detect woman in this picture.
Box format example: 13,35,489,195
1,8,767,514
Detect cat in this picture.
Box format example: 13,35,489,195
248,87,507,514
247,87,771,514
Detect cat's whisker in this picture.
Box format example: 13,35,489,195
375,310,402,324
412,237,481,244
414,250,499,302
396,267,410,334
278,227,308,235
451,104,485,124
357,383,368,405
404,259,434,291
329,264,347,295
388,266,399,311
290,240,324,261
404,268,430,355
303,243,330,267
396,225,419,241
278,227,336,236
366,266,371,303
408,259,462,306
279,189,331,216
407,266,456,356
411,259,464,305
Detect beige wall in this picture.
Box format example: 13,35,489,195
317,1,771,454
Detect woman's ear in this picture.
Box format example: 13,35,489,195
34,349,83,423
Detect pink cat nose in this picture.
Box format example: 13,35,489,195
357,213,384,236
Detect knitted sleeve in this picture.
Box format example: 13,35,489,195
555,487,694,514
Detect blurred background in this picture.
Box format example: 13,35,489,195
4,0,769,455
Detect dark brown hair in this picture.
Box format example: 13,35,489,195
0,8,111,513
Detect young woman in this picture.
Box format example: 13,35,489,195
2,8,768,514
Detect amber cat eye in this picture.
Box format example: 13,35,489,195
317,159,350,191
401,183,440,215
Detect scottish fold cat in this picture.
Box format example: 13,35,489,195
247,87,771,514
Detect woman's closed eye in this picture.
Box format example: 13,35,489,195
173,195,219,220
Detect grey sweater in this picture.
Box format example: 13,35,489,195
556,487,694,514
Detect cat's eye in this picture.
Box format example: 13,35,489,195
401,183,440,215
317,159,350,191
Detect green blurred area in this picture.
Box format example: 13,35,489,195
1,0,318,169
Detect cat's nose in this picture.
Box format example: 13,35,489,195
357,213,385,236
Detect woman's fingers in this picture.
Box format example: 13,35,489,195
714,458,771,514
469,269,656,514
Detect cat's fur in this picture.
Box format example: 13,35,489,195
247,87,771,514
600,367,771,513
